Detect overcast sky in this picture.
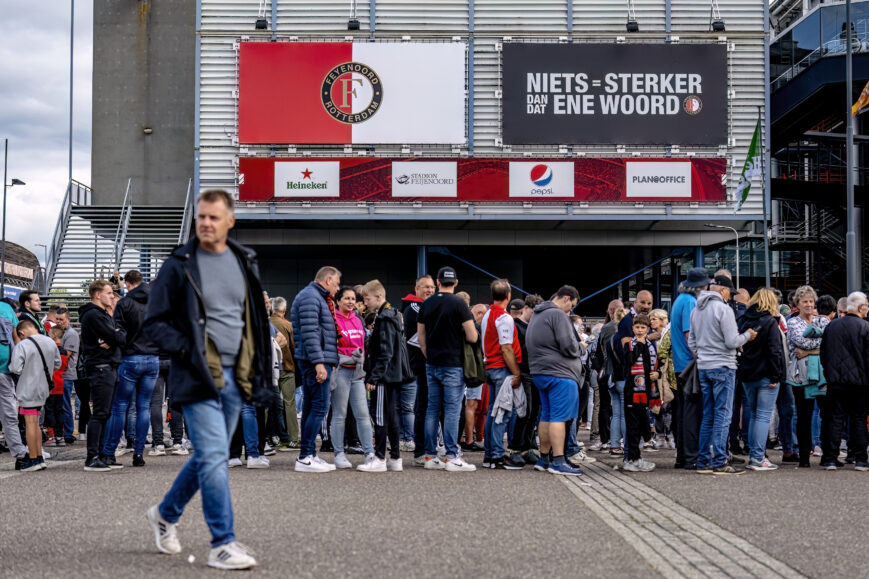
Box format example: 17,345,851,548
0,1,93,265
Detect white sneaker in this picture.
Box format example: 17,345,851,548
386,457,403,471
295,455,331,473
149,445,166,457
181,438,193,451
402,440,415,452
413,455,427,468
436,443,446,458
228,458,243,468
747,458,778,471
812,445,823,456
208,541,257,570
263,443,276,457
423,456,446,470
623,459,656,472
334,452,352,469
357,457,387,472
570,450,597,464
115,447,132,457
146,505,182,555
588,440,603,452
246,456,270,469
445,457,476,472
313,455,336,471
170,444,189,456
42,449,51,459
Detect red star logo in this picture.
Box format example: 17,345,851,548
301,168,312,179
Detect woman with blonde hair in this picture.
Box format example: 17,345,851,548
649,309,674,449
737,288,787,470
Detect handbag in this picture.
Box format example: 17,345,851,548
679,359,700,396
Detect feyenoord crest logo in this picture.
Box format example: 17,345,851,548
683,95,703,115
321,62,384,124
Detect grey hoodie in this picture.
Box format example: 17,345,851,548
526,301,584,384
9,334,62,407
687,291,751,370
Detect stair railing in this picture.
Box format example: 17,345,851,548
45,180,92,292
179,178,194,245
113,179,133,271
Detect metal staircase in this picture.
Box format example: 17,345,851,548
45,179,194,301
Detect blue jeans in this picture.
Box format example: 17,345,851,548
609,380,626,450
62,379,75,438
566,419,581,456
330,366,374,455
400,380,417,442
102,355,159,456
776,382,796,454
159,366,242,548
240,402,260,459
298,359,332,459
811,401,822,447
743,378,779,463
424,364,464,459
483,368,512,460
697,367,736,468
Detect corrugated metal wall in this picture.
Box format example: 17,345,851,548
199,0,766,215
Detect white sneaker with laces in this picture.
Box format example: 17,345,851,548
295,455,331,473
423,456,445,470
569,450,597,464
445,457,476,472
386,457,403,471
313,455,336,471
413,455,426,468
812,445,823,456
357,456,387,472
115,447,132,457
228,458,243,468
149,445,166,457
623,459,656,472
146,505,181,555
246,456,270,469
334,452,352,469
588,440,603,452
208,541,257,570
170,443,189,456
42,449,51,459
263,443,276,457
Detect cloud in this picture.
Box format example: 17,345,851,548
0,1,93,266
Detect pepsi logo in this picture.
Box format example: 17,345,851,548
683,95,702,115
530,164,553,187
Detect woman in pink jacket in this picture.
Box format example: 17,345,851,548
331,287,375,468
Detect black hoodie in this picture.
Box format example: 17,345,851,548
114,283,159,357
78,302,121,368
736,305,786,384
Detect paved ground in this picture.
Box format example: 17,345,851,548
0,434,862,578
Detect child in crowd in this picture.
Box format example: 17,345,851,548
9,319,62,472
622,313,659,473
44,327,70,447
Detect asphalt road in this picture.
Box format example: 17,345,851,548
0,435,862,578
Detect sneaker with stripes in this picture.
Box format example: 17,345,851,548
146,505,182,555
208,541,257,570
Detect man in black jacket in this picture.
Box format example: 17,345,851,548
18,290,47,336
143,189,269,570
818,291,869,470
360,279,414,472
402,275,435,463
79,280,121,472
99,270,160,467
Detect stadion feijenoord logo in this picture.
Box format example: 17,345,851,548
321,62,384,124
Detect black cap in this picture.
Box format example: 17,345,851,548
712,274,735,290
684,267,711,288
509,298,525,312
437,266,457,283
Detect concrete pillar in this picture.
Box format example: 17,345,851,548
694,246,705,270
417,246,427,279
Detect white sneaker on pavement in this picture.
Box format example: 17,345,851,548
146,505,182,555
208,541,257,570
228,458,243,468
357,456,387,472
170,443,189,456
623,459,656,472
314,455,336,471
334,452,353,469
115,447,132,457
149,445,166,457
570,450,597,463
423,456,446,470
413,455,426,468
295,455,331,473
445,457,476,472
246,456,270,469
386,457,403,471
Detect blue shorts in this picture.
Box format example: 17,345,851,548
465,385,483,400
533,375,579,423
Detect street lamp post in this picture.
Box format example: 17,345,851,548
35,243,48,294
705,223,740,289
2,139,26,298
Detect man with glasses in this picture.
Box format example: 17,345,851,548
55,308,80,445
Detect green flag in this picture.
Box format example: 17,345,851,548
733,114,762,213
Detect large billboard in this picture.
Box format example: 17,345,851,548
239,157,726,203
502,43,727,146
238,42,466,145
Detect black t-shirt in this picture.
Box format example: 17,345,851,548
403,301,426,376
514,318,530,375
418,292,473,367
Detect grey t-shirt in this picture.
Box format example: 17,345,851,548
197,247,246,366
61,327,80,380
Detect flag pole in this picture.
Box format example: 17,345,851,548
760,106,771,287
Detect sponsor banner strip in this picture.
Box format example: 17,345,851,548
238,157,726,203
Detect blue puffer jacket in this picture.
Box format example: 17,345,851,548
290,281,339,366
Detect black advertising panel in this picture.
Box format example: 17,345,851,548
502,43,727,146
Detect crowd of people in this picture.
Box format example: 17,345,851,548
1,188,868,570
